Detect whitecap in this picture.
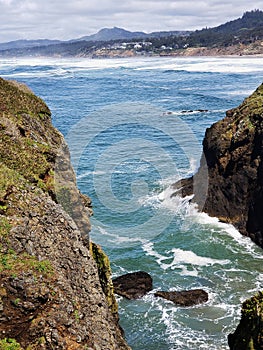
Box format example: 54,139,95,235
194,212,263,260
142,241,229,272
142,178,263,261
170,248,229,267
91,225,148,245
77,170,106,179
2,56,263,75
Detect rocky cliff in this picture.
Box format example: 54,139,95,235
228,291,263,349
172,83,263,349
174,83,263,248
0,78,130,349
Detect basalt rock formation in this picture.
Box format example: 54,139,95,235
228,291,263,349
173,83,263,248
112,271,153,300
0,78,130,349
154,289,208,306
172,83,263,349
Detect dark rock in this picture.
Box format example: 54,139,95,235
154,289,208,306
173,84,263,248
228,291,263,349
112,271,153,299
181,110,194,113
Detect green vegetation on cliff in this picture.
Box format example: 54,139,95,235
0,338,22,350
90,242,118,316
188,9,263,48
0,78,130,349
0,78,60,196
229,292,263,349
0,78,58,303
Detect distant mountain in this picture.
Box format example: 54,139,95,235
76,27,191,42
0,27,191,53
0,39,61,50
0,27,190,50
77,27,147,41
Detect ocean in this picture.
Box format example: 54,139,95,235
1,56,263,349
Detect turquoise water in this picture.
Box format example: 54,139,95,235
1,56,263,349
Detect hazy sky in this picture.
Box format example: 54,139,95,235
0,0,262,42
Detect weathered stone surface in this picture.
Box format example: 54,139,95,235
228,292,263,350
154,289,208,306
113,271,153,300
173,84,263,248
0,78,130,349
171,84,263,347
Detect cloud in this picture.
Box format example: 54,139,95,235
0,0,262,42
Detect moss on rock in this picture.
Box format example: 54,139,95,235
0,78,130,349
0,338,22,350
228,292,263,349
90,242,118,316
0,78,62,197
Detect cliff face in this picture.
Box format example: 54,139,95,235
228,292,263,349
174,84,263,248
0,78,130,349
172,83,263,348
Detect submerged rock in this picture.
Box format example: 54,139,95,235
154,289,208,306
112,271,153,299
228,291,263,349
173,83,263,248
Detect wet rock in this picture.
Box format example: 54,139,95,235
181,110,194,113
173,83,263,248
154,289,208,306
113,271,153,299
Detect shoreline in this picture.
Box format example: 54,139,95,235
1,52,263,61
1,40,263,60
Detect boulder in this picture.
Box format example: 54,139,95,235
112,271,153,299
154,289,208,306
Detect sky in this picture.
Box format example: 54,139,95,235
0,0,262,43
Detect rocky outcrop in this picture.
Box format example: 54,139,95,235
172,83,263,348
112,271,153,300
228,292,263,349
154,289,208,306
0,78,130,349
174,83,263,248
